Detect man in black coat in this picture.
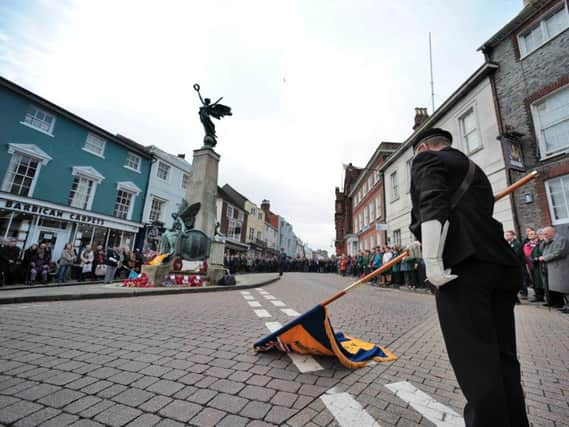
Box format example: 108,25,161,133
407,128,528,427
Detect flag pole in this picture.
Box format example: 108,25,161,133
321,170,538,307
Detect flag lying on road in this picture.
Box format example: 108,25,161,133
254,304,397,369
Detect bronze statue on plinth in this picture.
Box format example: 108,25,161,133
193,83,232,148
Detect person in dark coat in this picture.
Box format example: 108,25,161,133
278,249,286,277
406,128,528,427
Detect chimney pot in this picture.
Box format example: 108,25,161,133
413,107,430,131
177,154,186,159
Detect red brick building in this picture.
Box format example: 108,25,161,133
334,164,362,256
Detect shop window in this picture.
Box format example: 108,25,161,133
92,227,108,249
74,224,94,250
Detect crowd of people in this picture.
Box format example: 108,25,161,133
338,246,427,288
505,226,569,314
224,254,337,274
0,238,155,286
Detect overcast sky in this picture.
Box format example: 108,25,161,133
0,0,523,252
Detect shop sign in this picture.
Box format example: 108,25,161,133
2,198,105,226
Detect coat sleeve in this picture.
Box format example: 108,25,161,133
411,151,450,226
543,236,569,262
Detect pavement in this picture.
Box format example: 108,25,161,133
0,274,280,305
0,272,567,426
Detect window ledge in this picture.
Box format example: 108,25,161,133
124,165,141,174
82,147,105,159
19,121,54,137
540,149,569,161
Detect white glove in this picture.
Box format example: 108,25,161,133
421,220,458,288
405,241,422,259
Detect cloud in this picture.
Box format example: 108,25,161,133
0,0,522,251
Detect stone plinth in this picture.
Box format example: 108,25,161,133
185,148,220,240
141,259,174,286
208,239,226,284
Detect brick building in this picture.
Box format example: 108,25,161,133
480,0,569,237
334,163,362,256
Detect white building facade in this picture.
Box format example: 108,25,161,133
383,64,515,246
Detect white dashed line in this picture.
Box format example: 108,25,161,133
258,290,269,295
281,308,300,317
385,382,464,427
264,321,324,372
240,291,251,295
243,295,255,300
248,301,262,307
270,300,286,307
321,388,381,426
263,295,276,300
254,309,271,318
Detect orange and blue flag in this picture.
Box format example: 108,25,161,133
254,304,397,369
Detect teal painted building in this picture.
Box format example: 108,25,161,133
0,76,152,259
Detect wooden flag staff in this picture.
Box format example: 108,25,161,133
321,170,538,307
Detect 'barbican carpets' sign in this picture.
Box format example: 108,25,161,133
2,198,105,226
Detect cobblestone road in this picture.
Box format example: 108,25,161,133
1,273,567,426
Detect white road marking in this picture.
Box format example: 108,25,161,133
281,308,300,317
243,295,255,300
264,321,324,372
321,388,381,427
263,295,276,300
248,301,262,307
270,300,286,307
385,381,464,427
258,290,269,295
254,309,271,318
240,291,251,295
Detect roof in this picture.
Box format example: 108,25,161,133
221,184,248,208
144,144,192,173
347,141,400,197
0,75,152,159
380,61,498,171
218,185,245,210
478,0,554,51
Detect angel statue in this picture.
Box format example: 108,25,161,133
194,83,232,147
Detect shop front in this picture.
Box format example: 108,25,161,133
0,193,142,261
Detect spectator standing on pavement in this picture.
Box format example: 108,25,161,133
0,238,20,286
407,128,528,427
104,246,121,284
339,255,347,276
524,229,544,302
538,226,569,312
381,247,393,285
278,248,286,277
23,244,40,285
79,244,94,281
505,230,527,300
56,243,75,283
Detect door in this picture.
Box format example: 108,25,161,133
37,227,67,262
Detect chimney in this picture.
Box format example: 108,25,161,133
177,154,186,159
523,0,537,6
261,199,270,211
413,107,429,130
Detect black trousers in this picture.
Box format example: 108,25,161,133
436,259,529,427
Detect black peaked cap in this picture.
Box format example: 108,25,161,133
411,127,453,149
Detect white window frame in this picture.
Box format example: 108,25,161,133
1,144,52,197
375,195,381,219
406,158,413,194
69,166,104,210
156,161,171,181
114,181,141,220
390,171,399,202
545,174,569,224
393,229,401,246
248,227,255,241
181,173,190,189
459,105,483,154
124,152,142,173
149,196,167,223
20,105,56,136
363,205,369,225
531,85,569,159
82,133,107,158
227,205,234,219
518,3,569,59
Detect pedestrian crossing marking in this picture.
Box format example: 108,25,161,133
270,300,286,307
281,308,300,316
265,321,323,372
240,291,251,295
248,301,262,307
254,309,271,318
321,389,381,426
263,295,276,300
385,381,464,427
243,295,255,300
